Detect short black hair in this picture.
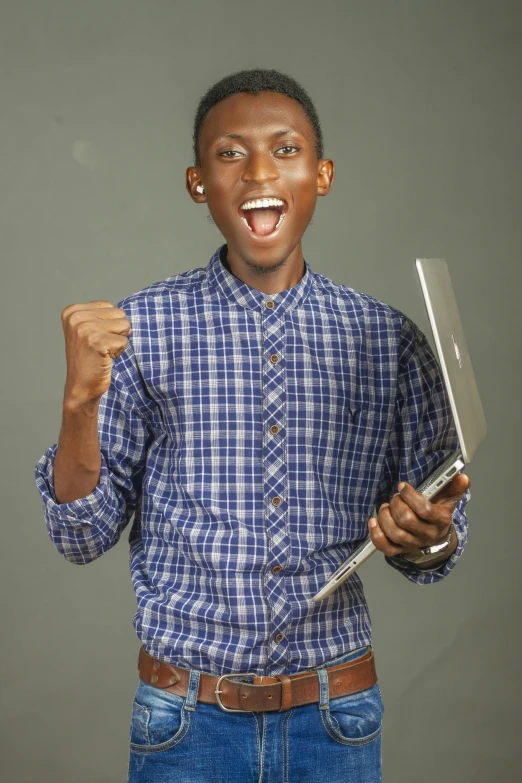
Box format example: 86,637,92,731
193,68,324,165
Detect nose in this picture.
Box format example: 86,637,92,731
241,151,280,185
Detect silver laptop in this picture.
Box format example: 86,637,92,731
312,258,487,602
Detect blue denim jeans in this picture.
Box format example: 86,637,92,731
127,646,383,782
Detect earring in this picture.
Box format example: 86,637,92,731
196,185,205,194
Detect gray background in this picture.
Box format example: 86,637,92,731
1,0,520,780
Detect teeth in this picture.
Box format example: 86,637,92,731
240,198,285,210
275,212,285,230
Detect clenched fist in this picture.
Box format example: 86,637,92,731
368,473,470,567
61,300,132,407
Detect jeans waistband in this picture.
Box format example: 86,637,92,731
310,645,371,672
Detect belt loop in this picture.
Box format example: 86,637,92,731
184,668,201,712
317,667,329,711
277,674,293,712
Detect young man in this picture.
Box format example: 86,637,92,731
35,69,470,782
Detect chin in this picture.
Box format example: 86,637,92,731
230,235,302,268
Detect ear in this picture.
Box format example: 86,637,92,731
186,166,206,202
316,158,334,197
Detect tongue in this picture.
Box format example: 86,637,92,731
247,208,281,236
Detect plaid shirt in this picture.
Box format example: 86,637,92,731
35,245,469,675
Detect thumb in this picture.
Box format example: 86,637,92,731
432,472,470,506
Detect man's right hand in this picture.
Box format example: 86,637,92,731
61,301,132,408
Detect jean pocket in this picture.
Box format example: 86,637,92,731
130,682,191,754
320,683,384,746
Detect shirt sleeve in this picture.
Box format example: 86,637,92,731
375,316,470,584
34,344,153,565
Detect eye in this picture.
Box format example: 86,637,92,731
277,145,299,155
219,150,243,158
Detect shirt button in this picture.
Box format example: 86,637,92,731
265,300,275,309
269,354,279,364
271,496,282,507
269,424,280,435
274,633,284,643
271,565,282,575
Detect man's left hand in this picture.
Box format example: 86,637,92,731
368,473,470,563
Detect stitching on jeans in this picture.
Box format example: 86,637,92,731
252,713,261,783
282,708,294,783
184,669,201,711
132,702,151,746
319,707,382,747
130,710,191,755
252,715,261,783
258,714,266,783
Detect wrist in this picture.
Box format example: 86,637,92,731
415,528,458,569
403,524,457,569
63,392,101,418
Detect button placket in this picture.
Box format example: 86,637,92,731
261,299,291,667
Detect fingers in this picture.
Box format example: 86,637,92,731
76,317,132,337
62,300,115,319
368,515,404,557
63,304,132,336
379,501,429,547
369,501,436,555
75,324,130,356
368,507,445,558
103,334,130,360
369,473,466,555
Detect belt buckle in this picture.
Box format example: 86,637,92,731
215,673,257,713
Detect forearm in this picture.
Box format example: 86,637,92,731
54,398,102,504
36,335,150,564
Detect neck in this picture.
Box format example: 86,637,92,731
223,243,305,295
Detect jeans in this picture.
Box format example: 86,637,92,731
127,645,383,782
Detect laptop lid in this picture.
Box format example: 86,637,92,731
416,258,487,463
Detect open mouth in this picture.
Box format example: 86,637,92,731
238,197,288,237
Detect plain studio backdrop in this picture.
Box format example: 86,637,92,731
1,1,520,781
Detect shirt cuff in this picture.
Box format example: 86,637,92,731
35,444,113,528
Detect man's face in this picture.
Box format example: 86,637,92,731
187,91,334,268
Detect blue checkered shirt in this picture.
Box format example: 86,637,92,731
35,245,469,675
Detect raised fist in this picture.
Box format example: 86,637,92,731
61,301,132,407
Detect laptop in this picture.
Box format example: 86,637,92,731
312,258,487,602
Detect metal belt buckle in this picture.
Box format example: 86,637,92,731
215,673,257,713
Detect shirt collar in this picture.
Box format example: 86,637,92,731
205,244,314,312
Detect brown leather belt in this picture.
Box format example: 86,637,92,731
138,645,377,713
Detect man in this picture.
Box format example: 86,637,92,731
35,69,470,782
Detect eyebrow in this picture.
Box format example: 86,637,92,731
216,128,299,141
